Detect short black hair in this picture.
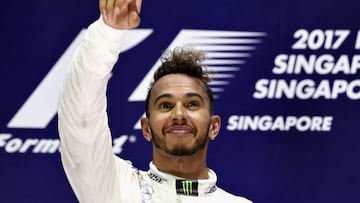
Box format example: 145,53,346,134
145,47,214,117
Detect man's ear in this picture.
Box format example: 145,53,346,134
141,117,152,142
209,115,221,140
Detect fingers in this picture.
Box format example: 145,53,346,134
106,0,117,19
127,0,141,27
100,0,124,21
136,0,142,13
113,0,141,28
99,0,107,17
127,0,142,16
99,0,142,29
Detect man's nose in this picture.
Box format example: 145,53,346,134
171,103,187,122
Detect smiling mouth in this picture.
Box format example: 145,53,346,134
165,125,194,136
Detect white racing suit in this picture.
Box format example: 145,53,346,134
58,17,252,203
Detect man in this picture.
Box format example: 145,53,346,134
58,0,252,202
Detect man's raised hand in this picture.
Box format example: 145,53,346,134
100,0,142,29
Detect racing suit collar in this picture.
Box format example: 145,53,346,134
148,162,218,196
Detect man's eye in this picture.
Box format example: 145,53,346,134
187,101,199,108
159,102,171,109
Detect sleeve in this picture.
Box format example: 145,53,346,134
57,17,138,203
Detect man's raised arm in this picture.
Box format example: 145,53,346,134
57,0,142,202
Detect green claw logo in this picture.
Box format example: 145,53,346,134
176,180,198,196
182,180,193,195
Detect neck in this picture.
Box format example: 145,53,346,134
152,147,209,179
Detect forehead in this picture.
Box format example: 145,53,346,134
150,74,208,100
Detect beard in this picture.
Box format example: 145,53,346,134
150,124,210,156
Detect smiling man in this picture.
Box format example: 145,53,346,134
141,50,221,180
57,0,252,202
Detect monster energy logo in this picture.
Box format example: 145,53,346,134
176,180,198,196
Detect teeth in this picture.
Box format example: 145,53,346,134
166,126,192,134
170,129,190,134
173,130,186,133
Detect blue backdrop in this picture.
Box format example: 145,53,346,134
1,0,360,202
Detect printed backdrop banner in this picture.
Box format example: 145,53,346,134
1,0,359,202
